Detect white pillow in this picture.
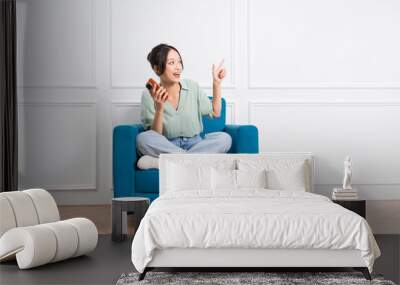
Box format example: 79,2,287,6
164,159,236,192
267,165,306,191
211,168,268,190
166,163,212,192
237,169,268,189
211,169,237,190
237,159,309,191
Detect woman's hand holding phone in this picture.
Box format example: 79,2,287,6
146,78,168,111
152,86,168,111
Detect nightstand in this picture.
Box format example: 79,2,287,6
332,199,366,218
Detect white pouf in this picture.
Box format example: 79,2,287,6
24,188,60,223
0,196,16,237
0,226,57,269
64,218,98,257
0,189,98,269
42,220,79,262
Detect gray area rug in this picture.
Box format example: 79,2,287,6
116,271,396,285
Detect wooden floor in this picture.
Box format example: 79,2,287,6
59,204,137,235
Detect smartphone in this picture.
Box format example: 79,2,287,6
145,78,160,92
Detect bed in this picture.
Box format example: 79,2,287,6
131,153,380,281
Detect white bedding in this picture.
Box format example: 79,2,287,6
131,190,380,273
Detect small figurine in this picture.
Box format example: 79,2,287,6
342,156,353,190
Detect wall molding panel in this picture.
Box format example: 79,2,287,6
247,0,400,89
18,102,97,192
16,0,96,89
111,102,142,126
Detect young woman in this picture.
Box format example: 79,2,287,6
136,43,232,162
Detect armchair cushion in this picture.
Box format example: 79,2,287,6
113,124,143,197
200,98,226,136
135,169,159,194
224,124,259,153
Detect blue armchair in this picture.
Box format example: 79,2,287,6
113,98,259,201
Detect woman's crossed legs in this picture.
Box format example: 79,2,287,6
136,130,232,158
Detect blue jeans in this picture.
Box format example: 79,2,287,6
169,134,203,150
136,130,232,158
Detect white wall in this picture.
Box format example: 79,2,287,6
17,0,400,215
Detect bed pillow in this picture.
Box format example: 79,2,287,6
237,159,309,191
211,168,268,190
165,159,236,192
166,163,211,192
267,164,306,191
211,168,236,190
236,169,268,189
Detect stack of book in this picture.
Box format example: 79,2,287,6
332,188,358,200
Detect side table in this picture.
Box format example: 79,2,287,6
332,199,366,218
112,197,150,241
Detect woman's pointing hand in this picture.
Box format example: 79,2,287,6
212,59,227,83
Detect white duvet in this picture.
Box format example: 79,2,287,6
131,190,380,273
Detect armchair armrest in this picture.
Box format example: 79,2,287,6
224,124,259,153
113,124,144,197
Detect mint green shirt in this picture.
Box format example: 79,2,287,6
140,78,214,139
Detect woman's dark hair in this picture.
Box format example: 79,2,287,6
147,44,184,75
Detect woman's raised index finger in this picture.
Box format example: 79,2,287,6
217,59,224,69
